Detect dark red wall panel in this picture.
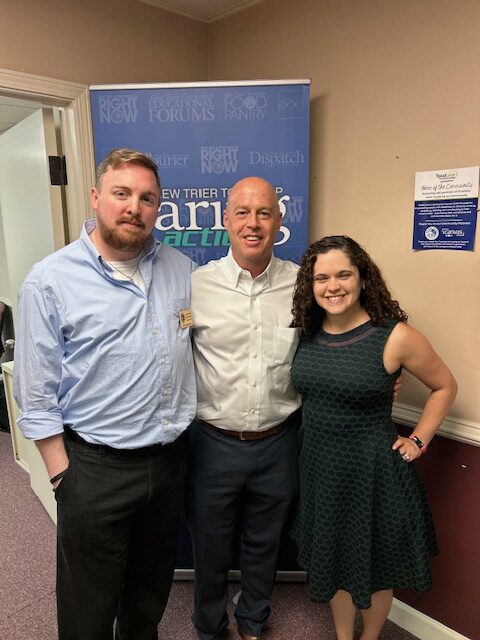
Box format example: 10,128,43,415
395,426,480,640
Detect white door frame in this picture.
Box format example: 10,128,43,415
0,67,95,240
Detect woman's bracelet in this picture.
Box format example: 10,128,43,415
50,468,68,485
409,434,427,453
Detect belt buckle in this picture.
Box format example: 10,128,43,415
239,431,247,441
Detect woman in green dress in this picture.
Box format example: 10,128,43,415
290,236,457,640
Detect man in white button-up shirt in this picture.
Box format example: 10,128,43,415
188,177,302,640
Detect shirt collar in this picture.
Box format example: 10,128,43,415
225,248,276,288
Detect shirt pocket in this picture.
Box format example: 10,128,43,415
272,327,299,366
270,327,300,398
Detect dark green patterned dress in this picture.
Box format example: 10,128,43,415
290,320,438,609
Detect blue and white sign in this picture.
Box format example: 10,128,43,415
90,81,310,265
413,166,478,251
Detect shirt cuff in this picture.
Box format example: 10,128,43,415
17,409,65,441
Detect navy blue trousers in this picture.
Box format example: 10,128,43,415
187,415,299,640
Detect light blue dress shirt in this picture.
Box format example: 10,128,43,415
13,220,196,448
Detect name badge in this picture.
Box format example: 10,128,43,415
179,308,193,329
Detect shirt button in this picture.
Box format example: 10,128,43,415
250,409,256,415
162,419,170,426
152,328,158,335
253,325,258,330
162,389,170,396
252,354,257,359
252,382,257,387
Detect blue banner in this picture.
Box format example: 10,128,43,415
90,81,310,265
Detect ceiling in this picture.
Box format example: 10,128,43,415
0,96,44,136
139,0,266,23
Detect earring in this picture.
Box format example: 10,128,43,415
361,283,366,290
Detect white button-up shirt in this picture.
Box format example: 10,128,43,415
191,251,301,431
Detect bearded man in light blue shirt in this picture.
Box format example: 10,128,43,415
13,148,196,640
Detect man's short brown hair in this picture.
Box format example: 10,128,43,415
96,148,160,188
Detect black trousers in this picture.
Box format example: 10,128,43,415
186,415,300,640
55,432,186,640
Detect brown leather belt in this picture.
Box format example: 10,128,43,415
197,410,299,441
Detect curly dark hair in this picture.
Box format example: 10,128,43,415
291,236,408,336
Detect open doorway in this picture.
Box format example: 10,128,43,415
0,66,95,313
0,67,95,359
0,96,71,239
0,67,95,241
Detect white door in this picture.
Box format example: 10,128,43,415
0,108,65,319
0,107,65,523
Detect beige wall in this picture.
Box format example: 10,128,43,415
208,0,480,425
1,0,477,424
0,1,477,631
0,0,207,84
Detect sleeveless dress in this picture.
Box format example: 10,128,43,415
290,320,438,609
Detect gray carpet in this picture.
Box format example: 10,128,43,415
0,431,418,639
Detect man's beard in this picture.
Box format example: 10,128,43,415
97,214,147,252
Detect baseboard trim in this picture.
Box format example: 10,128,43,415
389,599,471,640
392,402,480,447
174,569,308,582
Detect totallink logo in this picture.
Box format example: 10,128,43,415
435,170,457,182
99,95,138,124
149,93,215,122
224,93,267,120
201,146,239,174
